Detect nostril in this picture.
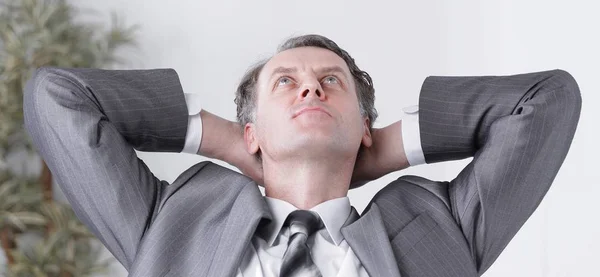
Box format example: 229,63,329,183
302,89,321,98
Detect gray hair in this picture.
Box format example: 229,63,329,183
233,34,378,160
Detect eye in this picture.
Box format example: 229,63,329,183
276,76,293,86
322,76,339,84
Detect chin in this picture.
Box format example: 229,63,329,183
290,137,350,154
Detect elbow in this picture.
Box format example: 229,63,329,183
23,67,77,138
551,69,582,114
23,67,53,134
542,69,583,136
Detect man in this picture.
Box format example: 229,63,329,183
23,34,581,277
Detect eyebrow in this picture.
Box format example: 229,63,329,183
270,66,298,77
315,66,347,77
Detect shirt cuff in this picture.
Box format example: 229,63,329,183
401,105,426,166
181,93,203,154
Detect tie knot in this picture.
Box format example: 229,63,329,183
284,210,324,237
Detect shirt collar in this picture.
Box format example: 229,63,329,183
260,196,351,246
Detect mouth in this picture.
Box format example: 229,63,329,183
293,107,331,118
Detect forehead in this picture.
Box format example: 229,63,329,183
260,47,351,80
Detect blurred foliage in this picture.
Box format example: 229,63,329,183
0,0,138,276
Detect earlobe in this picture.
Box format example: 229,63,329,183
244,123,260,154
361,118,373,148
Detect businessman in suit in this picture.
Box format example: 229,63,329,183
23,34,581,277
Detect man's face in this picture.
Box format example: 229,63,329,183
244,46,372,162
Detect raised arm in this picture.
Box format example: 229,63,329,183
23,67,191,269
419,69,581,273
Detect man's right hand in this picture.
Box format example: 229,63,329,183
197,110,264,186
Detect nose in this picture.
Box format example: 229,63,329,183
298,79,325,101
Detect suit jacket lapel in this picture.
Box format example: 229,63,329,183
207,184,272,277
342,203,402,277
207,184,401,277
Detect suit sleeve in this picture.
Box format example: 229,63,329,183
418,69,582,273
23,67,189,269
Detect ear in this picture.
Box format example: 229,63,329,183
244,122,260,155
361,117,373,148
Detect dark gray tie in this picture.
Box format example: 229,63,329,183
280,210,324,277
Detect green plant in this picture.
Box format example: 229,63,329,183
0,0,138,276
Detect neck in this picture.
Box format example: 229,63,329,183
262,156,355,210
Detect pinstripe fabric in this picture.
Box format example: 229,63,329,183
23,68,581,277
370,69,581,276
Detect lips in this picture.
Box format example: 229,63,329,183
293,107,331,118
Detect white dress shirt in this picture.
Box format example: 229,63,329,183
236,196,368,277
181,93,203,154
180,93,426,276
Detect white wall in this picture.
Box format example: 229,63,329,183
65,1,599,276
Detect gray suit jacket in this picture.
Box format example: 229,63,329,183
23,67,581,277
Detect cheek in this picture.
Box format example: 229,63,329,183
256,108,286,138
339,100,362,120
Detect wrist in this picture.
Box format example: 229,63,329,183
197,110,238,161
221,121,245,166
380,120,410,172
